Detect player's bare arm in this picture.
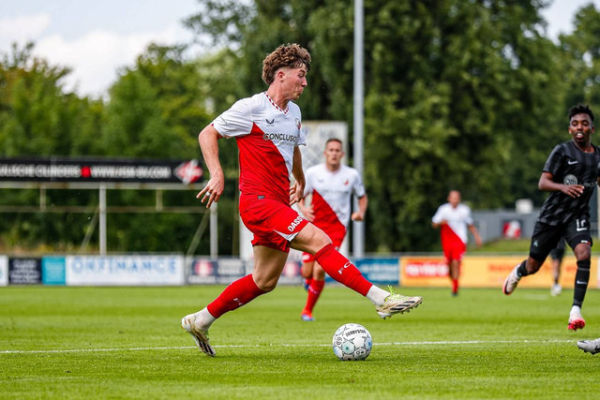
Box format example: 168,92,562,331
351,195,368,221
468,224,483,247
197,125,225,208
538,171,584,198
290,146,305,205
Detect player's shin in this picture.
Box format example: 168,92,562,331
206,274,266,318
573,259,590,307
314,243,372,296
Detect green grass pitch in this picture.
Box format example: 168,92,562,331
1,285,600,399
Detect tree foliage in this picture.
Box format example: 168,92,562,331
2,1,600,253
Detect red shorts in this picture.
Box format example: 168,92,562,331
302,224,346,263
443,241,466,263
239,194,309,253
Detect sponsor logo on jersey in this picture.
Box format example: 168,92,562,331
568,159,578,165
287,215,305,232
265,118,274,125
563,174,578,185
263,132,298,144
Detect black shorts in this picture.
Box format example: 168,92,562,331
549,237,566,261
530,218,592,263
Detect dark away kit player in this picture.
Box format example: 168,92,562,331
503,104,600,331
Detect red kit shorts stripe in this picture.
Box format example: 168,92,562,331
239,194,309,253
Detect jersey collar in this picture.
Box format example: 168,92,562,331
264,92,289,114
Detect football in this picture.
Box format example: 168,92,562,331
332,323,372,361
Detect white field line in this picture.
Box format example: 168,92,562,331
0,339,576,355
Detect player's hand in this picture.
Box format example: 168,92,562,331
561,184,584,198
299,204,315,222
351,212,364,222
196,175,224,208
289,181,304,205
475,236,483,247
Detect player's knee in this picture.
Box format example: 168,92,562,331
303,226,332,253
575,248,591,261
255,277,278,292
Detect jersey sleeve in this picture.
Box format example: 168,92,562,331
542,145,564,176
432,206,445,223
352,170,366,198
464,206,474,225
212,98,254,138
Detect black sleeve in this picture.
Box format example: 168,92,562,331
542,144,563,177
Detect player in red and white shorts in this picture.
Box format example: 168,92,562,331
180,43,422,357
432,190,482,296
297,138,367,321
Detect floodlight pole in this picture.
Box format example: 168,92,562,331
99,184,107,255
353,0,365,258
210,202,218,258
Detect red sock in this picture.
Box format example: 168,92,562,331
303,279,325,314
314,244,372,296
452,279,459,294
206,274,266,318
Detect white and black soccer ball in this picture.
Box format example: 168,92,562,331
332,323,372,361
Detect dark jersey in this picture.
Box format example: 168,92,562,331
537,140,600,225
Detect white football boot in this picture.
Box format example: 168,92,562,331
181,312,215,357
577,338,600,355
376,288,422,319
568,306,585,331
502,265,521,295
550,283,562,297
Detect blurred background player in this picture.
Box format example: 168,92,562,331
432,190,482,296
297,138,368,321
549,237,565,296
181,43,422,356
503,104,600,331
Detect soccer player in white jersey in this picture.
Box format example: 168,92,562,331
432,190,482,296
180,43,422,357
297,138,368,321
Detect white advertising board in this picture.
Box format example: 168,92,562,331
66,255,184,286
0,255,7,286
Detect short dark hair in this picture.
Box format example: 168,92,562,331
568,104,594,122
262,43,311,85
325,138,342,147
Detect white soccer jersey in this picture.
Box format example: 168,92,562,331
431,203,473,245
304,164,366,228
212,92,305,202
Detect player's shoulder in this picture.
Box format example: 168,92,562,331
230,92,266,113
340,164,360,177
287,100,301,116
458,203,472,213
306,163,323,175
437,202,452,211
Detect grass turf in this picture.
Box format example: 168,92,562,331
1,285,600,399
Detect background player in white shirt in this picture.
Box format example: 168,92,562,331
432,190,482,296
180,43,422,357
297,138,368,321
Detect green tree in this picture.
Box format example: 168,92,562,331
0,43,106,250
186,0,566,252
